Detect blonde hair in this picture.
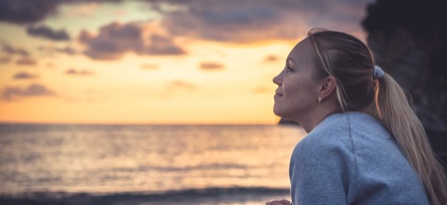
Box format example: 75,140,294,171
308,28,447,204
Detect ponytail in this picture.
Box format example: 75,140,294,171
376,73,447,205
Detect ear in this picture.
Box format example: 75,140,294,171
317,76,337,99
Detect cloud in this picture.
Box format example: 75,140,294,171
148,34,186,55
141,63,159,69
13,71,38,80
0,0,60,24
1,0,373,45
38,45,78,56
149,0,373,43
55,46,77,55
264,55,279,63
66,68,95,76
79,21,186,60
199,62,224,71
0,0,123,24
0,56,11,64
2,83,56,101
27,25,70,41
159,1,302,43
16,57,37,66
1,43,30,57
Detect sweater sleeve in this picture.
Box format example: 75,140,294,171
289,131,357,205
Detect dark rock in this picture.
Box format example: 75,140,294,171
362,0,447,167
362,0,447,130
426,127,447,167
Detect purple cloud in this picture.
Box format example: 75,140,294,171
150,0,374,43
13,71,38,80
1,43,30,57
160,2,300,43
2,83,56,101
0,0,123,24
79,22,186,60
199,62,225,70
55,46,77,55
0,0,60,24
0,56,11,64
264,55,279,63
27,25,70,41
16,57,37,66
66,68,95,76
38,45,78,56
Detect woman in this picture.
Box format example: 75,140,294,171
267,28,447,205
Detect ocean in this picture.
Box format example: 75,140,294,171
0,124,305,205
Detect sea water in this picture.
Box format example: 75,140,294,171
0,124,305,205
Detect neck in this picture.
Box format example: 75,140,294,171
298,103,340,133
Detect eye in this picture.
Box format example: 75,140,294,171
286,66,293,73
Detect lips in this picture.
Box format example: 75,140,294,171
275,89,283,96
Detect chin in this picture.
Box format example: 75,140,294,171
273,106,285,117
274,106,301,121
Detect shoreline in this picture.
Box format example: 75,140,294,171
0,187,291,205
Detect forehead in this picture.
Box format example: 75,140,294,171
287,38,314,64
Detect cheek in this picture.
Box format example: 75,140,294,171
284,79,317,102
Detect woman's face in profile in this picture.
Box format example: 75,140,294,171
273,38,321,120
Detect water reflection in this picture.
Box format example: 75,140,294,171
0,124,305,204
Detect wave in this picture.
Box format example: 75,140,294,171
0,187,290,205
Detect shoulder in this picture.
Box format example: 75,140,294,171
305,112,381,139
291,112,389,170
295,112,357,154
289,112,360,204
302,112,389,144
291,112,359,168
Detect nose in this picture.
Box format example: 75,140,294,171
273,72,283,85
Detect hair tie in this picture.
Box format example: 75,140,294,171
373,65,385,79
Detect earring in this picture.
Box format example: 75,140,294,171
318,97,322,104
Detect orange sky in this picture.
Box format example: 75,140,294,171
0,0,375,124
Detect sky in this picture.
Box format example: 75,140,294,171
0,0,375,124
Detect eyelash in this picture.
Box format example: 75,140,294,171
286,66,293,72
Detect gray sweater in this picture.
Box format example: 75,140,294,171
289,112,429,204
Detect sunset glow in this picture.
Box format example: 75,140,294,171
0,0,374,124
